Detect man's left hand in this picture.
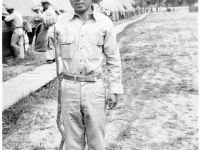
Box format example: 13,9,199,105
107,93,118,110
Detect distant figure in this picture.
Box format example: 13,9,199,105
4,6,24,59
150,4,153,12
156,3,158,12
136,5,140,15
38,0,57,64
179,0,183,6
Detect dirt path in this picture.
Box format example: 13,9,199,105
3,7,198,150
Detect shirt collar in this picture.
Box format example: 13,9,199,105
67,5,100,21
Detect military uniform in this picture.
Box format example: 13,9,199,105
39,5,56,62
5,8,24,59
35,6,123,150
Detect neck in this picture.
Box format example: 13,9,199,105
76,5,92,21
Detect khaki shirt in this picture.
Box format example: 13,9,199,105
35,9,123,94
4,11,23,29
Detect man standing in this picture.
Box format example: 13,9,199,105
4,6,24,59
37,0,56,63
34,0,123,149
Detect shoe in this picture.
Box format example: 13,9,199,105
46,59,53,64
52,58,55,62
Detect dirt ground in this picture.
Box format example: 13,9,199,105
3,7,198,150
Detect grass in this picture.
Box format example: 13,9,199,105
106,143,119,150
3,46,46,81
2,79,58,137
105,9,198,150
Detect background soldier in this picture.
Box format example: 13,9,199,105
34,0,123,149
4,6,24,59
37,0,57,63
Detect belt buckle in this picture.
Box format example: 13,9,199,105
89,75,97,82
74,75,77,81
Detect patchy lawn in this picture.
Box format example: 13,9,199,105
3,47,45,82
105,7,198,150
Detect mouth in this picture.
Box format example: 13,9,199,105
75,3,84,6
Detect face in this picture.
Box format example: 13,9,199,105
70,0,93,14
42,3,50,11
7,9,14,14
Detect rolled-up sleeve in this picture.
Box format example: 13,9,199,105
104,21,124,94
4,14,15,22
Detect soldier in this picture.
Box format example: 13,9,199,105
34,0,123,149
4,6,24,59
39,0,57,63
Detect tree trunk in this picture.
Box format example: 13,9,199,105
156,0,159,12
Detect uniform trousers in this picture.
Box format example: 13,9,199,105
45,49,55,60
11,28,24,59
61,79,107,150
45,26,55,61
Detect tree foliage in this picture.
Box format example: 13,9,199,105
185,0,198,5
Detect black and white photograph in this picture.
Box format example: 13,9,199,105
2,0,198,149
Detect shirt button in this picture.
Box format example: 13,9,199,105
81,35,84,37
80,72,82,74
80,47,82,49
80,60,82,62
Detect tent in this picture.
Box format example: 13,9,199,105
2,0,73,22
98,0,119,21
118,0,136,18
2,4,9,16
111,0,126,19
2,0,74,59
105,0,122,21
99,0,129,21
3,0,74,44
3,0,40,22
98,0,136,21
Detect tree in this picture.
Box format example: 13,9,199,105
134,0,146,13
185,0,198,12
164,0,178,11
168,0,177,11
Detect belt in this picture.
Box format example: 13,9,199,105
13,27,22,29
63,74,101,82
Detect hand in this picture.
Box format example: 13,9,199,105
107,93,118,110
41,12,57,28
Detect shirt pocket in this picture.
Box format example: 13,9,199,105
88,35,104,60
59,35,74,59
